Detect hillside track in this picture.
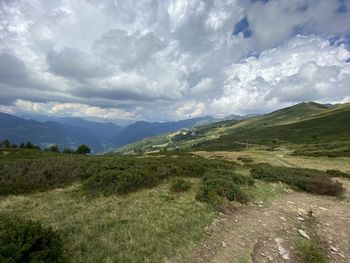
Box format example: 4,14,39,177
185,178,350,263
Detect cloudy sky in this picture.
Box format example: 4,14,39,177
0,0,350,122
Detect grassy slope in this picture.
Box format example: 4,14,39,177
0,180,214,263
109,102,350,154
192,102,350,151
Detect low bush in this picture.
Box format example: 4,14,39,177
196,169,252,205
197,178,249,205
237,156,254,163
0,157,96,195
83,168,165,195
0,214,64,263
296,239,327,263
249,163,344,196
295,216,327,263
203,169,255,186
170,178,192,193
326,169,350,179
1,152,239,197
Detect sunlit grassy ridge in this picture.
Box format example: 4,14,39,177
107,102,350,155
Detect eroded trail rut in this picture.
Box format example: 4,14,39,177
185,179,350,263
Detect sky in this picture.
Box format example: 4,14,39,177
0,0,350,122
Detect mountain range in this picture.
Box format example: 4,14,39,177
0,113,253,153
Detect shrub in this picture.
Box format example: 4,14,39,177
326,169,350,179
0,157,95,195
45,144,60,153
196,169,252,205
83,169,162,195
249,163,344,196
0,214,64,263
75,144,91,155
1,154,239,197
237,156,254,163
197,178,249,205
170,178,192,193
203,169,255,186
296,240,327,263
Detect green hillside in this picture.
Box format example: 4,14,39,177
192,102,350,154
108,102,350,156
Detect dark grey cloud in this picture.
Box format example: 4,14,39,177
47,48,110,79
0,53,30,87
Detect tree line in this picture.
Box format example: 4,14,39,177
0,139,91,155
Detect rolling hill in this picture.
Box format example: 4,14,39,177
107,102,350,155
110,116,217,148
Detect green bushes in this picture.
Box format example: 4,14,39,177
196,169,252,205
0,157,95,195
204,169,254,186
237,156,254,163
83,168,165,195
249,163,344,196
295,216,327,263
296,239,327,263
1,152,241,200
170,178,192,193
0,214,64,263
81,156,237,196
326,169,350,179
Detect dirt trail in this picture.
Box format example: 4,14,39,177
185,179,350,263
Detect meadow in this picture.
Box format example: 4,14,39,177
1,138,350,262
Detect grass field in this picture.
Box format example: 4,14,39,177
0,179,215,263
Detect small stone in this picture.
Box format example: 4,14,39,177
338,253,345,259
298,229,311,240
221,241,228,248
330,246,338,252
297,217,304,221
267,255,273,261
318,207,328,211
280,216,287,221
297,208,306,216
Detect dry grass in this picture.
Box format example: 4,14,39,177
194,149,350,173
0,179,215,263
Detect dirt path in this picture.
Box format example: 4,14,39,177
183,178,350,263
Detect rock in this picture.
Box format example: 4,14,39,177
275,238,290,260
221,241,228,248
330,246,338,252
267,255,274,261
338,253,346,259
297,217,304,221
280,216,287,221
318,207,328,211
297,208,306,216
298,229,311,240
